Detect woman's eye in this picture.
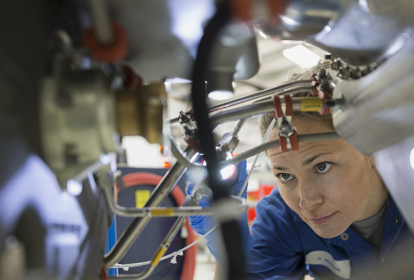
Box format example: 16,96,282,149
278,173,294,182
316,162,332,173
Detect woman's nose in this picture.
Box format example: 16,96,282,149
299,183,323,210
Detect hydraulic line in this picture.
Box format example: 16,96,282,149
104,147,196,268
102,183,247,217
170,131,340,171
220,132,340,168
208,81,311,112
233,118,247,135
169,138,205,172
111,114,277,273
210,100,274,129
108,196,199,280
169,83,312,124
210,96,323,129
189,1,245,279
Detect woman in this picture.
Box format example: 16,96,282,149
189,94,414,279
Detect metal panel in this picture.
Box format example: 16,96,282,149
374,134,414,233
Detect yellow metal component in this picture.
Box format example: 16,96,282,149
151,242,170,266
116,82,167,144
299,97,323,112
135,190,151,208
150,209,174,217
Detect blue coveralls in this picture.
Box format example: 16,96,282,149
245,188,414,279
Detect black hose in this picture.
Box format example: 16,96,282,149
190,1,245,279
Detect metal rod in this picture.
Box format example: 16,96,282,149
88,0,114,46
108,197,201,279
210,100,274,129
109,217,187,279
169,82,311,124
104,147,196,268
169,138,204,172
251,86,312,105
101,175,247,218
220,132,341,168
102,188,221,217
170,118,247,171
207,80,310,112
232,118,247,135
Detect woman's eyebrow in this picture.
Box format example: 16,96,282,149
302,153,331,166
273,166,289,171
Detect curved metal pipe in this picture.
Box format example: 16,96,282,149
169,82,311,124
104,147,196,268
219,132,341,168
210,100,274,129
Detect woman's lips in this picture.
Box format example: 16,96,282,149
309,212,338,225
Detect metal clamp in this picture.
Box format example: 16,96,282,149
311,73,333,115
272,94,299,152
178,110,200,152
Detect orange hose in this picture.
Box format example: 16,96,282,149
84,20,128,63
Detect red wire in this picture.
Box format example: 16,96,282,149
119,172,196,280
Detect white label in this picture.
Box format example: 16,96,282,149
305,251,351,279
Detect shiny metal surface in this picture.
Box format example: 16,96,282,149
169,82,311,124
116,83,167,144
332,33,414,155
232,118,247,135
108,194,198,279
104,148,196,268
257,0,342,40
40,67,116,189
108,217,186,279
374,134,414,233
88,0,113,46
210,100,274,129
207,81,311,112
220,132,340,168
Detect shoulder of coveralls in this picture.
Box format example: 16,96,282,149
251,187,303,251
255,187,300,224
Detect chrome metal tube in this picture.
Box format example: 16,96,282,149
232,118,247,135
108,189,201,279
207,80,311,112
102,187,217,217
169,138,204,172
252,86,313,105
210,100,274,129
102,174,246,217
220,132,341,168
109,216,187,280
169,82,311,124
104,147,196,268
88,0,113,46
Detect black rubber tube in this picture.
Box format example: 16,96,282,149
189,1,245,279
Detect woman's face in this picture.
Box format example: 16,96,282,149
267,119,387,238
